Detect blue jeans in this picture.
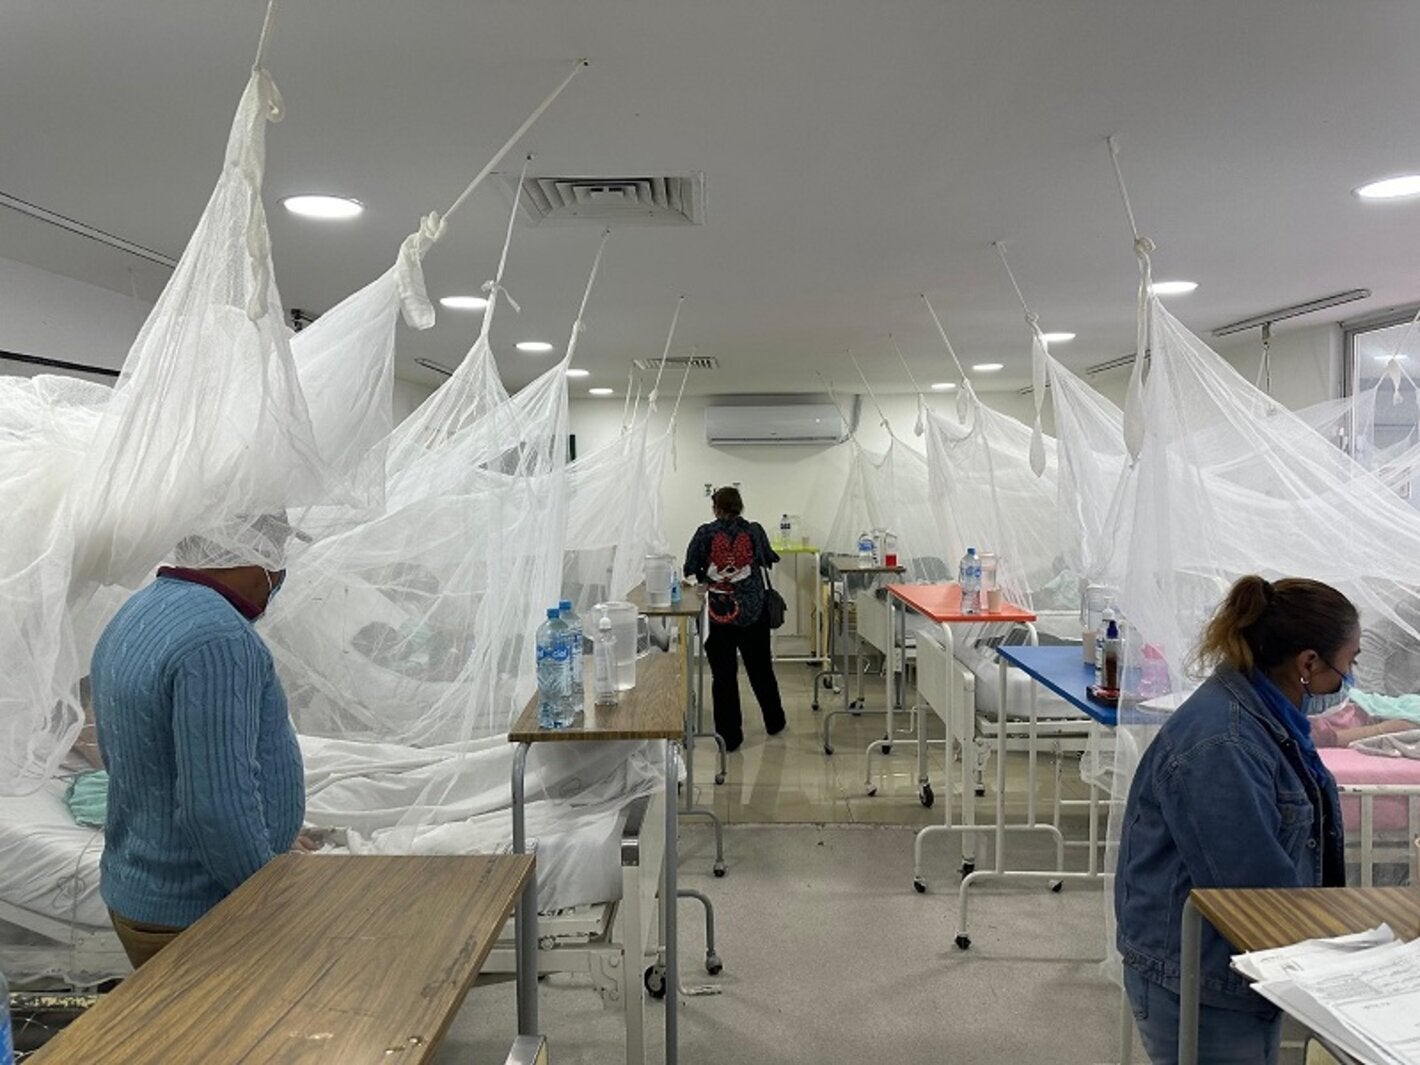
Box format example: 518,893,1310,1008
1124,968,1282,1065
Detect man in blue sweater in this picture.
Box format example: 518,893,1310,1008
93,514,306,968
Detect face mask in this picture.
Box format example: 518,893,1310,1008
1302,671,1353,716
262,570,286,614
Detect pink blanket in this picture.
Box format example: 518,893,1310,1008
1320,746,1420,835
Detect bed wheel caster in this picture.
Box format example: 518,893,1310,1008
644,964,668,1000
811,700,820,712
713,859,726,878
882,743,892,756
714,771,726,785
705,952,723,976
974,784,986,797
823,743,834,756
913,877,927,894
919,784,934,808
820,676,834,690
1050,879,1063,893
960,860,975,877
865,784,878,797
955,934,971,950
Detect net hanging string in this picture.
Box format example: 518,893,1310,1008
559,228,612,370
1382,305,1420,409
992,241,1051,476
1255,322,1272,395
889,334,928,437
667,357,694,471
438,60,588,230
620,370,636,430
817,372,856,443
1108,134,1155,462
646,295,686,411
847,349,892,436
920,293,974,422
480,154,533,313
252,0,279,70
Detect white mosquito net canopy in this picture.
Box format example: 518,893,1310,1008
922,388,1077,613
824,433,950,582
1073,293,1420,981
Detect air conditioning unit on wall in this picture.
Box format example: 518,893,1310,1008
704,403,848,446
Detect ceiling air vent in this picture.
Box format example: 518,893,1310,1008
502,173,705,226
631,354,719,372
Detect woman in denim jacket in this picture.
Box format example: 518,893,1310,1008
1116,575,1355,1064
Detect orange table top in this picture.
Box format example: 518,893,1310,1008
887,582,1037,624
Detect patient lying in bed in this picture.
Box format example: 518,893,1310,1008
1312,702,1418,747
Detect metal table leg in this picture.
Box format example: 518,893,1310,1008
664,739,679,1065
680,609,726,877
1179,896,1202,1065
512,742,538,1036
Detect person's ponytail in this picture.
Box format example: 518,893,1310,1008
1194,575,1272,674
1191,574,1358,678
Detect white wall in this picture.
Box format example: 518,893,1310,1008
569,322,1343,561
0,255,146,381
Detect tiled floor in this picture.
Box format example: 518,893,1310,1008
685,652,1101,833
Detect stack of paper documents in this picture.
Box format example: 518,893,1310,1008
1232,926,1420,1064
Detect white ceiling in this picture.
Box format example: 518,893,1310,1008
5,0,1420,397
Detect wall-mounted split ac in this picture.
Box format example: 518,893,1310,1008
704,403,848,446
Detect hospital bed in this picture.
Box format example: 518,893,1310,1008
0,742,699,1065
858,594,1097,804
1319,746,1420,887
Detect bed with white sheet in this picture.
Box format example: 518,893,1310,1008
0,735,663,984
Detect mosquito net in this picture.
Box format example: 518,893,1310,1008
824,435,948,581
1088,294,1420,979
923,391,1076,612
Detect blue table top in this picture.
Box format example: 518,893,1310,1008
994,644,1118,727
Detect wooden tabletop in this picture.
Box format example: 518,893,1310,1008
627,582,702,618
509,649,685,743
887,582,1037,624
827,554,906,575
1192,887,1420,953
31,853,534,1065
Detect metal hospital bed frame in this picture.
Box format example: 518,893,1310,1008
813,556,905,755
2,792,709,1065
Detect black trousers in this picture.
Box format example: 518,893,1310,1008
704,615,786,750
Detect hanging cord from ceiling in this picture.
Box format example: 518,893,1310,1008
992,240,1051,476
1107,134,1156,462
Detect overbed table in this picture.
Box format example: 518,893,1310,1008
628,584,727,877
1180,887,1420,1065
509,651,686,1065
818,555,906,754
29,853,535,1064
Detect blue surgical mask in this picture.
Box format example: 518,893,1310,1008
262,569,286,614
1302,671,1354,716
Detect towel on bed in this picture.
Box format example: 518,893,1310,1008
1346,691,1420,727
64,770,108,828
1351,728,1420,760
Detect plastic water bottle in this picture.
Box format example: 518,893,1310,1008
958,547,982,615
779,513,792,548
1,965,12,1065
858,530,875,561
536,608,575,728
559,599,583,700
594,615,619,707
669,567,682,605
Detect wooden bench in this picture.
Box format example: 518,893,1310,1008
30,852,534,1064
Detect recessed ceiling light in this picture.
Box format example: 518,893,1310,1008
516,341,555,354
972,362,1004,373
439,295,488,311
588,387,615,396
566,368,591,378
282,194,364,220
1040,332,1076,343
1150,280,1199,296
930,382,958,391
1356,175,1420,201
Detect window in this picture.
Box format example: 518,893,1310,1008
1344,307,1420,495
